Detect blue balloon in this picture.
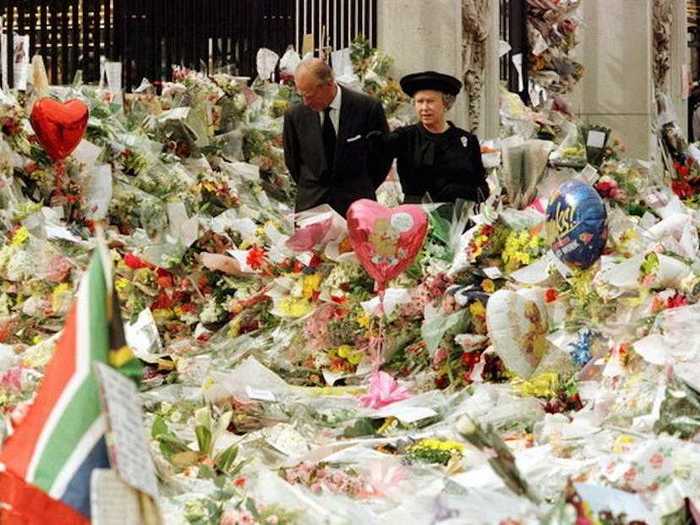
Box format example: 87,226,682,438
546,180,608,269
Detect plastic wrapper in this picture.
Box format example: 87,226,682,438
5,35,700,524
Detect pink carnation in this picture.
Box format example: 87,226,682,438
359,371,410,409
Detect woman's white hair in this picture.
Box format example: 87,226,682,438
441,93,456,111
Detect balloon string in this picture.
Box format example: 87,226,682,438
370,289,386,372
51,159,66,200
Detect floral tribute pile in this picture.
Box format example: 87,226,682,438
2,35,700,525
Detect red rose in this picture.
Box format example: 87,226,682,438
123,253,150,270
435,375,450,389
308,253,322,268
544,288,558,303
461,351,480,368
667,293,688,309
672,180,694,199
151,291,175,310
156,268,174,289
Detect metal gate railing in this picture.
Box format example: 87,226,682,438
1,0,113,87
296,0,376,55
0,0,377,91
500,0,528,103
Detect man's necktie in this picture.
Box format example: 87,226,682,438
322,107,336,170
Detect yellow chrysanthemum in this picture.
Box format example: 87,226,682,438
302,274,322,299
469,301,486,318
115,277,130,292
356,312,371,328
11,227,29,247
152,308,175,322
512,372,559,398
481,279,495,293
278,297,312,317
413,438,465,453
51,283,72,313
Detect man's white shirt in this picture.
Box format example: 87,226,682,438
319,84,342,132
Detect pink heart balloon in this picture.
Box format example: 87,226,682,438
346,199,428,290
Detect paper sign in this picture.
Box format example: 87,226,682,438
331,48,355,83
256,48,279,81
94,363,159,499
482,267,502,279
45,224,84,243
245,385,276,402
91,469,143,525
373,405,437,424
264,424,310,457
302,34,315,56
73,140,103,168
105,61,123,105
2,33,29,91
512,53,524,92
586,131,606,149
580,164,599,184
167,201,198,247
84,164,113,221
124,308,163,363
296,251,314,267
498,40,511,58
322,369,355,386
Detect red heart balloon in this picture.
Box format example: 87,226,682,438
30,98,89,161
347,199,428,290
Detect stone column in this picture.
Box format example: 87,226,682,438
670,0,689,137
481,1,500,140
573,0,655,160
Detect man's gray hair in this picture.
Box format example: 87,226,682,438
296,58,334,84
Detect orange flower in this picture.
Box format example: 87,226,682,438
246,246,267,270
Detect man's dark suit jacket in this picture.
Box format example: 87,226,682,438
283,86,391,216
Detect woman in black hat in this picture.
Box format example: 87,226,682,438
368,71,489,204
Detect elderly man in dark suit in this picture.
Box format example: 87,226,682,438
283,58,391,217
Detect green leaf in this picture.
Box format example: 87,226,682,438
213,475,227,489
213,411,233,446
151,415,169,438
228,458,251,477
199,464,216,480
429,212,451,245
195,425,213,455
342,417,381,438
156,433,190,458
245,498,259,518
214,445,238,473
205,500,219,517
219,487,236,499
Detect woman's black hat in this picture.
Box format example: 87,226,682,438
399,71,462,97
